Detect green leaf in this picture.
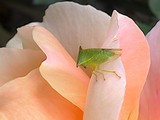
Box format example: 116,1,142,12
33,0,64,5
149,0,160,18
136,21,153,35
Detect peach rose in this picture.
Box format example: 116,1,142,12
139,21,160,120
0,2,151,120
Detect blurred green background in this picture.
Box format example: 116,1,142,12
0,0,159,47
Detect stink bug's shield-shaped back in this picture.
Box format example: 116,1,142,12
76,46,121,80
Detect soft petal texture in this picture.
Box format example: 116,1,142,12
0,69,83,120
6,22,40,49
6,34,22,49
0,48,45,86
17,25,40,50
139,21,160,120
43,2,111,60
117,13,150,119
32,26,89,110
83,11,126,120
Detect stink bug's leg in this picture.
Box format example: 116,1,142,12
92,71,98,81
99,69,121,79
94,65,105,80
94,70,105,80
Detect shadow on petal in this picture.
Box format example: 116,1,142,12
0,48,46,86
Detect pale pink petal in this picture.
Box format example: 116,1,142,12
32,26,89,110
117,12,150,119
83,11,126,120
0,69,83,120
0,48,45,86
6,22,40,49
43,2,111,60
139,21,160,120
6,34,22,49
103,10,119,47
17,25,40,50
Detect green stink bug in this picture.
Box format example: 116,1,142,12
76,46,121,80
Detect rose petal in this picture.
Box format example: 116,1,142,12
0,48,45,86
83,11,126,120
0,69,82,120
6,34,22,49
117,13,150,119
6,23,40,49
43,2,111,60
103,10,119,47
32,26,89,110
139,21,160,120
17,25,40,50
